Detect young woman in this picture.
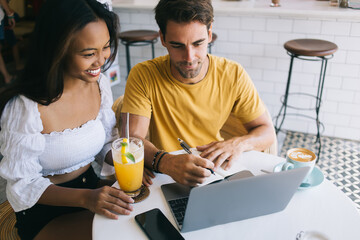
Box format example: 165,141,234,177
0,0,133,239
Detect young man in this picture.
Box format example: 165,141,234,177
120,0,276,186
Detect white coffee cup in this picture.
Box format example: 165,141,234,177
281,148,317,181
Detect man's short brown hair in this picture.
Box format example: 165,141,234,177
154,0,214,37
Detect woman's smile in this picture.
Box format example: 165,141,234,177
85,67,101,77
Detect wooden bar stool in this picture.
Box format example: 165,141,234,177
0,200,20,240
208,32,217,54
274,39,338,161
119,30,159,76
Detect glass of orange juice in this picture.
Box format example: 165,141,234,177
112,137,144,197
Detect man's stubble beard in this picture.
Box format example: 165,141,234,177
175,60,203,79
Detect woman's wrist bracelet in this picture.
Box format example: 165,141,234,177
155,152,168,174
152,150,163,172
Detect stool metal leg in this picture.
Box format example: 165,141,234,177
208,43,212,54
151,41,155,59
274,50,332,162
314,57,328,162
125,43,131,76
275,54,295,134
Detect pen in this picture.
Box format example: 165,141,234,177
177,138,215,175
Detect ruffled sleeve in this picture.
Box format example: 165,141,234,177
0,96,52,212
95,74,118,173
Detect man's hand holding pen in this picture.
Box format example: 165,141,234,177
142,138,214,187
156,152,215,187
142,138,217,187
142,147,215,187
178,138,215,175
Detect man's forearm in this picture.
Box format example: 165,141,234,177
131,134,175,177
235,124,276,153
131,134,160,170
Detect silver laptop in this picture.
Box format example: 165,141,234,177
161,167,310,232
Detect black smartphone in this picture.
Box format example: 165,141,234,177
135,208,185,240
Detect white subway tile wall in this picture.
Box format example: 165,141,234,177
114,8,360,141
351,23,360,36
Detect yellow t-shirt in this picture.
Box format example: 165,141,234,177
122,54,265,152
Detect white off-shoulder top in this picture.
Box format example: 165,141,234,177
0,74,118,212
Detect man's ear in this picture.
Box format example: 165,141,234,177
208,23,213,43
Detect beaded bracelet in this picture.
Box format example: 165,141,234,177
7,12,14,19
155,151,168,173
152,150,163,172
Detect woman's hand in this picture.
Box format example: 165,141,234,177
142,167,155,187
86,186,134,219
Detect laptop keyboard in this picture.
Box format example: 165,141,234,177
168,197,189,226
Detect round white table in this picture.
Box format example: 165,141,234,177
93,151,360,240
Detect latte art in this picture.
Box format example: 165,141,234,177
289,152,313,161
287,148,316,162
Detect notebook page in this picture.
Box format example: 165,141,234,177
215,157,248,178
192,149,248,186
171,148,248,186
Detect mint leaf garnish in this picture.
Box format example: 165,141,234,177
122,152,135,163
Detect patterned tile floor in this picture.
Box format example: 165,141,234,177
280,131,360,210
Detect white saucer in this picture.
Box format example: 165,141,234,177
273,163,324,190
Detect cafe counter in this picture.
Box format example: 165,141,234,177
112,0,360,19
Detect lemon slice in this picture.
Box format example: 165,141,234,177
119,139,136,163
121,139,128,164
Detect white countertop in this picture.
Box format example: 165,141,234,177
112,0,360,19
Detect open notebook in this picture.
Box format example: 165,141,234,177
184,149,250,186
